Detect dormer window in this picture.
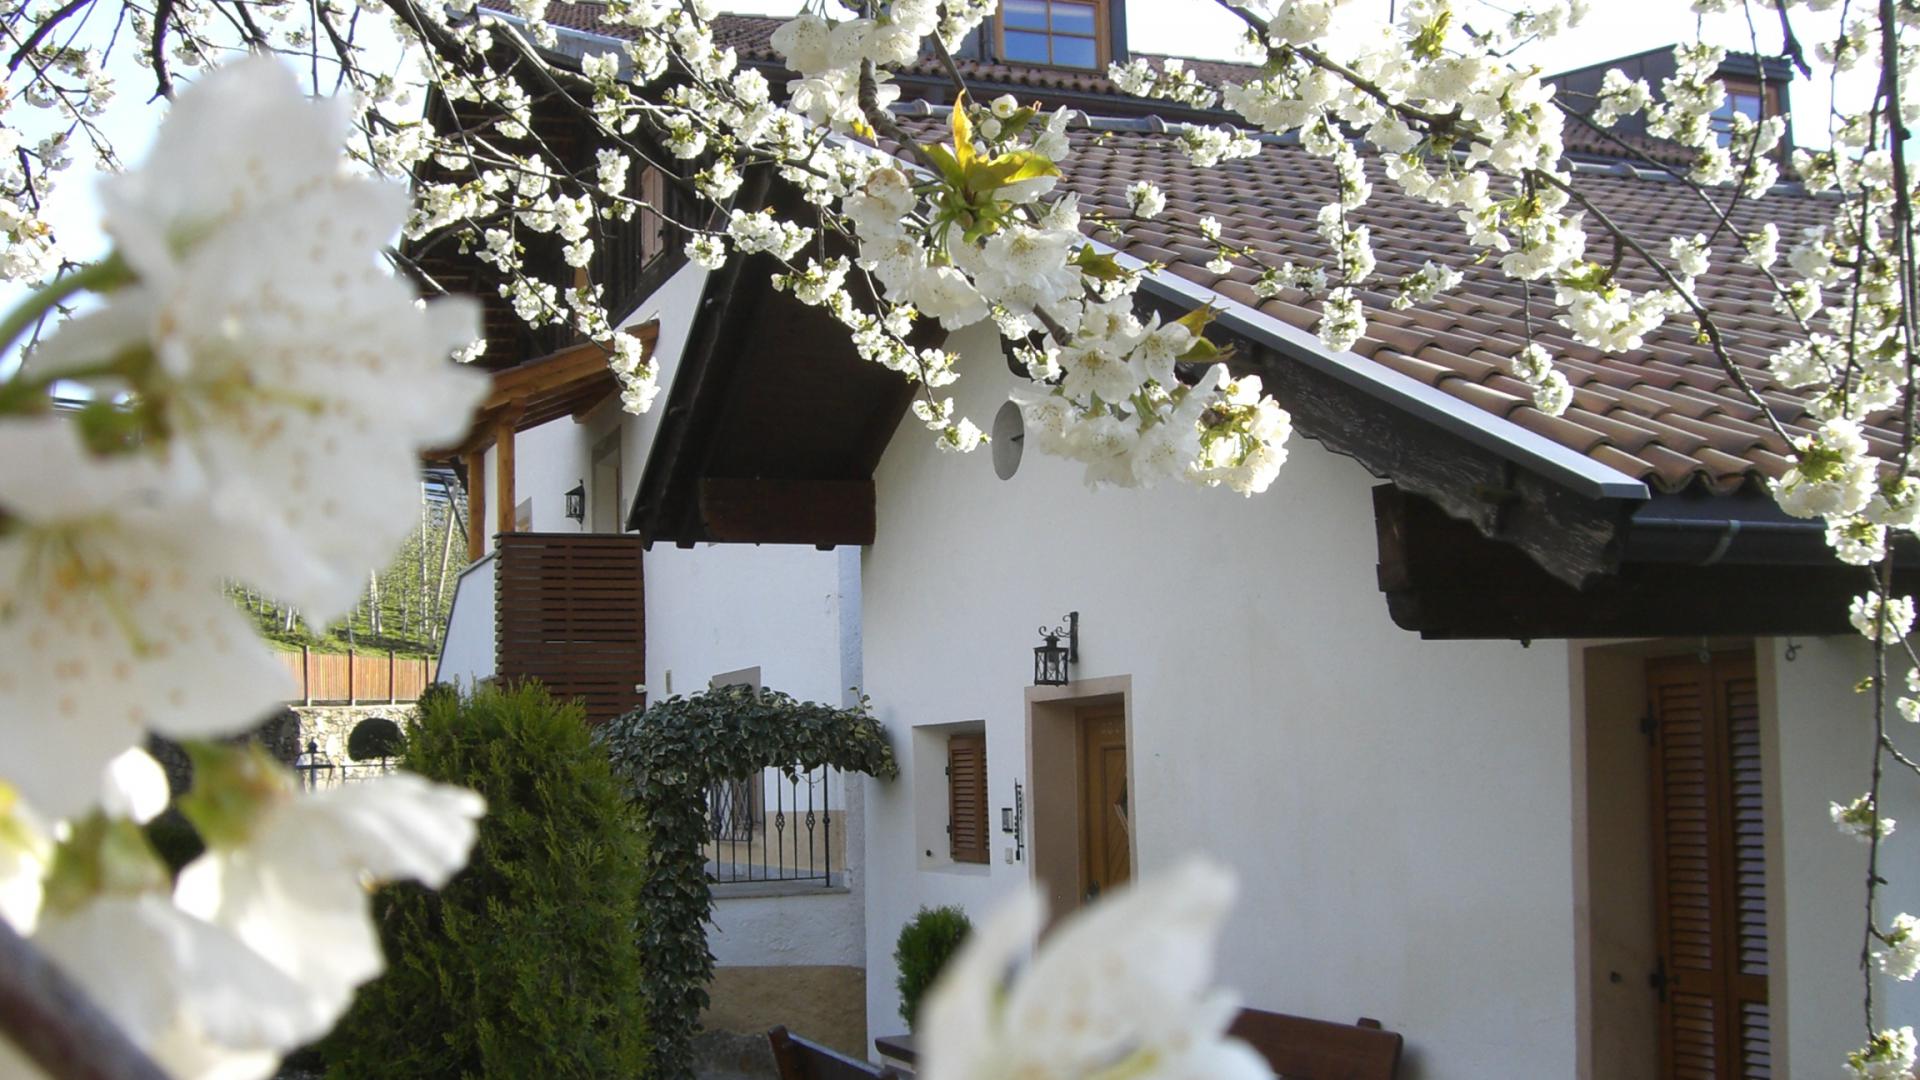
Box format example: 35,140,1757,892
1712,76,1781,146
999,0,1105,69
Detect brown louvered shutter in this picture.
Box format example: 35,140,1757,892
948,733,989,864
1648,652,1770,1080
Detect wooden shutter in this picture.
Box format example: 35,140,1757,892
1648,651,1770,1080
948,733,989,864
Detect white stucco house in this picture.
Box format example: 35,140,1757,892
426,5,1920,1077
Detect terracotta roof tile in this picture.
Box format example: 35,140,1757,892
526,5,1263,101
1441,378,1529,419
517,2,1894,501
991,117,1905,495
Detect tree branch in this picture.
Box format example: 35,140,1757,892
148,0,174,99
7,0,92,74
0,919,170,1080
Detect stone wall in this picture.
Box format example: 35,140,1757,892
290,703,419,769
148,704,417,795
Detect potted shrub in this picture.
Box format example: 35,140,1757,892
894,905,972,1030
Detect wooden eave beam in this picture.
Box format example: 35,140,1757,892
1373,484,1920,639
697,478,876,547
479,322,658,411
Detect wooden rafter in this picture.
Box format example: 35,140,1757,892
428,322,659,560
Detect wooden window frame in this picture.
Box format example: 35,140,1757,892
1710,76,1784,146
994,0,1109,71
947,732,990,864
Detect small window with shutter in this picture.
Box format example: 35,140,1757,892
947,732,990,864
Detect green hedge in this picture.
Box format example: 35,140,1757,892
323,683,651,1078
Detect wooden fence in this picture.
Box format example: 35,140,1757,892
494,532,645,724
276,648,439,705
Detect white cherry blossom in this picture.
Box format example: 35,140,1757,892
175,767,484,1041
919,857,1272,1080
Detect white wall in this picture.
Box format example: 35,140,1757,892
644,541,869,970
860,322,1580,1075
435,553,495,689
1765,635,1920,1077
470,261,713,555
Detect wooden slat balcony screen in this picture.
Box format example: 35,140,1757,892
493,532,646,724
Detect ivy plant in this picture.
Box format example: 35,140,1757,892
596,683,898,1080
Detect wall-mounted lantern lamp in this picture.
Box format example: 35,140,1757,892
564,480,586,523
1033,611,1079,686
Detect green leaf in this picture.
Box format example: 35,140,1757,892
923,143,967,187
1178,337,1225,362
967,149,1061,191
1174,303,1222,337
1071,245,1129,282
950,90,976,170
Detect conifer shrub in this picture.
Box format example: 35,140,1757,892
894,905,972,1029
322,683,651,1078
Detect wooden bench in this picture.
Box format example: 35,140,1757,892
769,1026,905,1080
865,1008,1399,1080
1226,1008,1403,1080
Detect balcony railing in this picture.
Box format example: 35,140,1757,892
704,766,842,889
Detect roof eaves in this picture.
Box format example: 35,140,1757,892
488,7,628,68
1104,239,1653,502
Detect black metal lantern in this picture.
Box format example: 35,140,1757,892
293,739,335,792
564,481,586,523
1033,611,1079,686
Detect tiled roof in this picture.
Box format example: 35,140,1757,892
525,4,1262,99
889,112,1881,498
508,2,1873,499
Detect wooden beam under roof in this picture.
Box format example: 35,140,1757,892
1373,485,1920,639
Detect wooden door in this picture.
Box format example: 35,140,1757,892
1647,651,1771,1079
1079,708,1130,901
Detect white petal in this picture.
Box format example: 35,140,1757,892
0,523,291,821
136,182,485,618
21,295,157,380
918,888,1043,1080
101,748,171,824
175,774,483,1035
0,415,201,524
174,851,374,1041
98,55,348,284
34,894,311,1063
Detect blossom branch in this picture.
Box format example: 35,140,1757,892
7,0,92,74
0,919,170,1080
1528,167,1798,449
